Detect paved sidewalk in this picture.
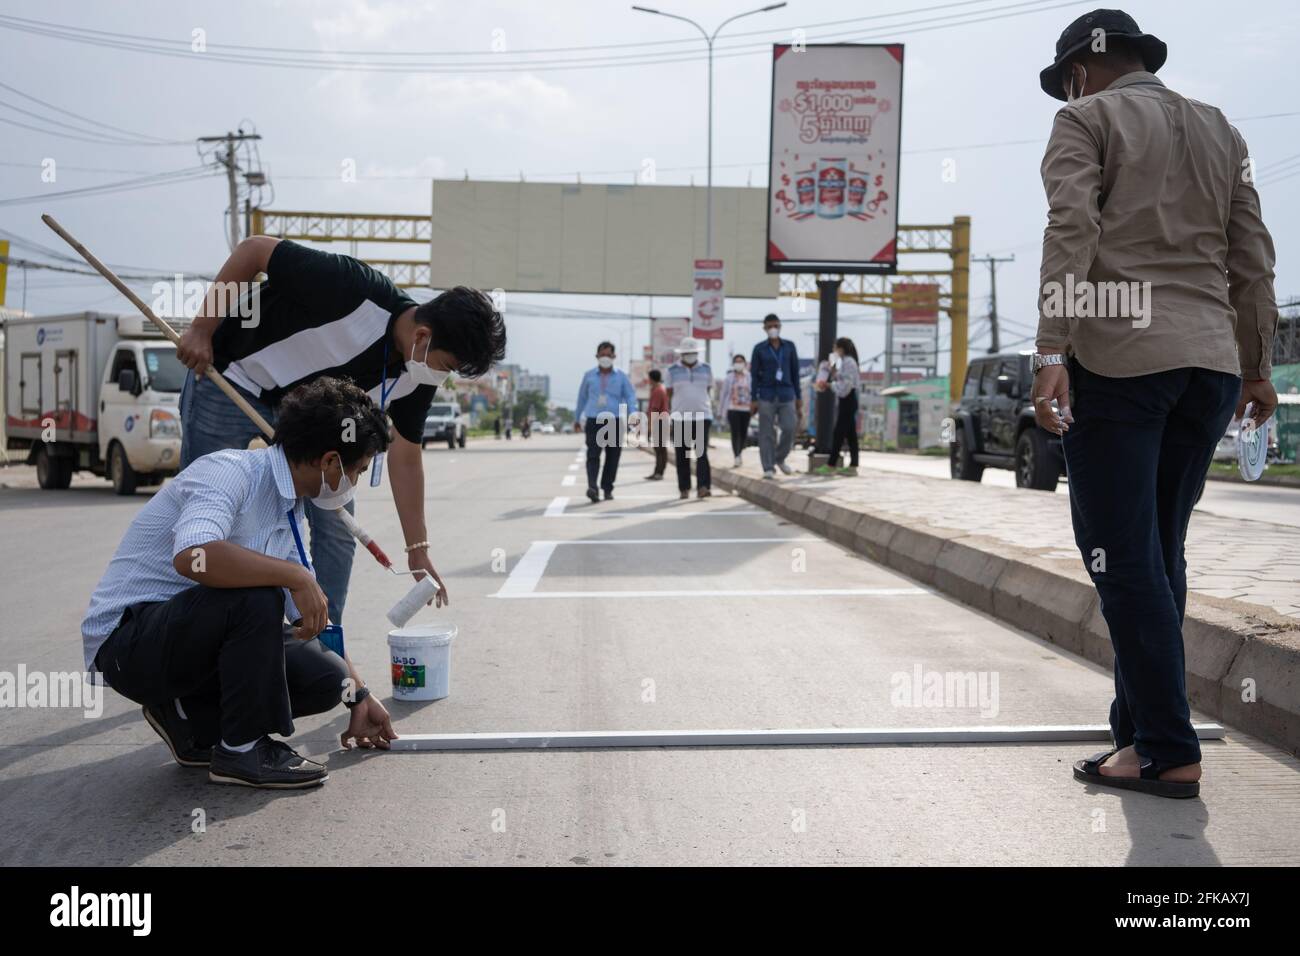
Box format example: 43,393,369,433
730,450,1300,619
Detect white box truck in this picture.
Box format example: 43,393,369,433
3,311,188,494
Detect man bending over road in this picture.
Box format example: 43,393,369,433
82,378,397,789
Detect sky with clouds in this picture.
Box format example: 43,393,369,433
2,0,1296,404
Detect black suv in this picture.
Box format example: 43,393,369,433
950,351,1065,491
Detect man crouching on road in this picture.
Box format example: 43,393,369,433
81,377,398,789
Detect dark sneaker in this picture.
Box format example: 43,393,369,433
697,487,712,498
603,490,614,501
142,702,211,768
586,487,600,503
209,737,328,789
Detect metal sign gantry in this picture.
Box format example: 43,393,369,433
250,209,971,401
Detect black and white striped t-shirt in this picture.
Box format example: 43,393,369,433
211,239,431,443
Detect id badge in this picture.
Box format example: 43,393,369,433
370,451,385,487
597,394,608,407
775,369,784,382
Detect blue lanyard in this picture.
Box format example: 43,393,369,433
286,508,311,570
379,338,396,411
371,338,396,488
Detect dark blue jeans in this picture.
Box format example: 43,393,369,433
1063,359,1239,767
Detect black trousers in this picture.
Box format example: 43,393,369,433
674,418,712,491
1063,358,1238,767
727,410,751,457
828,392,860,467
94,584,350,747
585,417,623,491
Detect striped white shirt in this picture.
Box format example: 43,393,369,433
81,445,308,672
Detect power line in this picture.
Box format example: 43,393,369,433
0,0,1010,59
0,2,1089,74
0,165,220,207
0,79,184,144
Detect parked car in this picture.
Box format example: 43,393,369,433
950,351,1065,491
539,423,556,434
421,401,466,449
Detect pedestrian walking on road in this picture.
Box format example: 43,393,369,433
821,338,861,474
667,337,714,499
645,368,670,480
719,354,753,467
750,314,803,478
575,341,637,502
1032,9,1279,799
493,416,501,440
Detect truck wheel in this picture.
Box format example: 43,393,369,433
950,427,984,482
109,442,139,496
35,445,73,490
457,430,466,448
1016,429,1060,492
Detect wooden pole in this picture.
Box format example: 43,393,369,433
41,214,274,438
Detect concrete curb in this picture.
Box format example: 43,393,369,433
715,467,1300,756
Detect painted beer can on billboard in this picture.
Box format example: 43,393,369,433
766,44,903,274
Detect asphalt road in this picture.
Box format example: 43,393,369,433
1,435,1297,865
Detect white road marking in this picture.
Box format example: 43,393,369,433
567,464,579,471
495,587,927,599
561,475,577,486
544,497,569,517
493,541,925,599
496,541,559,597
558,537,821,545
549,509,766,518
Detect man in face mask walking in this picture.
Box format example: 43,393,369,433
575,341,638,502
175,237,507,624
1032,10,1279,798
750,314,803,478
666,337,715,499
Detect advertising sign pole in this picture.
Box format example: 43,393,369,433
814,278,840,457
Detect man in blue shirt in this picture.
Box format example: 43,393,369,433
749,314,803,477
574,341,638,501
82,378,398,789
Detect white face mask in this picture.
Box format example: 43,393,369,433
682,353,698,366
766,327,780,339
1066,64,1087,103
733,362,744,371
597,356,614,370
312,456,357,511
408,335,451,389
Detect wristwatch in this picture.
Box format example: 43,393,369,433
1031,353,1066,374
343,684,372,708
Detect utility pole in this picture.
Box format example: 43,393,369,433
198,131,263,250
973,253,1014,354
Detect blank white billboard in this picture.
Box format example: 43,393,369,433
429,180,778,298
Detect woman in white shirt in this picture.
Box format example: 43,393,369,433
718,355,753,467
821,337,862,474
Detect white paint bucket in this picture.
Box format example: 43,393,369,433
388,624,456,702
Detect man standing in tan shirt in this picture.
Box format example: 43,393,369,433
1031,10,1279,798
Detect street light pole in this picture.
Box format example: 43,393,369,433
632,3,787,366
632,3,786,258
